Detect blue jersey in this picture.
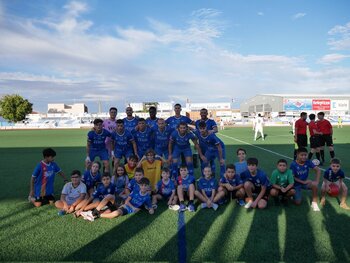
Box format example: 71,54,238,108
115,175,129,194
166,115,193,131
112,130,134,152
170,130,196,150
153,126,172,151
195,119,217,131
132,127,154,155
323,168,345,182
195,131,224,153
198,177,218,197
146,117,159,129
177,175,195,190
290,160,315,186
32,161,61,197
235,161,248,176
82,170,101,190
241,169,271,188
92,183,115,200
127,178,140,193
123,117,139,132
156,179,176,196
220,175,243,187
87,129,111,151
129,190,152,208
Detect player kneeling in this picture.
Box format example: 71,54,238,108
270,159,295,205
195,167,220,210
82,177,154,221
216,164,245,206
241,158,271,209
320,159,350,210
177,165,196,212
152,168,178,209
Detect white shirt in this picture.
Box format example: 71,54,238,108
62,182,87,205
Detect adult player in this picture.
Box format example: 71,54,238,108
152,118,172,159
194,108,218,133
103,107,118,157
294,112,308,160
123,106,139,133
132,118,154,159
166,103,194,131
146,106,158,129
317,112,335,164
253,114,264,141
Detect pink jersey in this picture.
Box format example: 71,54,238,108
103,119,117,154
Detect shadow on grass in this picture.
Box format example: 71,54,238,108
321,200,350,262
152,202,229,262
63,205,167,262
237,203,282,262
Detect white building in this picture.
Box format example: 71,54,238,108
47,103,88,114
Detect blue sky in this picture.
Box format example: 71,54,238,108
0,0,350,112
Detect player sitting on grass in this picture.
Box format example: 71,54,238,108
234,148,248,177
320,158,350,210
75,172,115,216
86,118,113,173
112,164,129,202
29,148,67,207
82,177,154,221
270,159,295,205
194,166,220,210
124,155,138,179
55,170,86,215
290,148,321,211
152,167,178,209
177,164,196,212
125,167,146,195
241,158,271,209
217,164,245,206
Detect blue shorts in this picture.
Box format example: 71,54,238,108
114,149,133,159
172,147,192,159
120,205,136,215
205,147,226,162
294,184,311,202
155,147,169,159
90,149,109,161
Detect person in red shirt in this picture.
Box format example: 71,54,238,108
317,112,334,164
294,112,308,160
308,114,321,161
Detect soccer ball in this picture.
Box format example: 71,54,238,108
312,159,320,166
328,183,339,197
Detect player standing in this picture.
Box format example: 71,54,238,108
253,114,264,141
123,106,139,133
294,112,308,160
103,107,118,157
317,112,335,164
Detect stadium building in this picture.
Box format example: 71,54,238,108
240,94,350,118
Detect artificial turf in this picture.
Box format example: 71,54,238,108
0,126,349,262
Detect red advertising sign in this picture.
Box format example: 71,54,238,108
312,99,331,110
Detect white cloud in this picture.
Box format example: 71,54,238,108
292,13,306,20
328,21,350,50
0,3,350,112
318,53,350,64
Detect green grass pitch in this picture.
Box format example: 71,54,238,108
0,126,349,262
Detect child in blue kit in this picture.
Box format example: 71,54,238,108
152,167,178,208
241,158,271,209
234,148,248,177
177,165,196,212
217,164,245,206
82,177,154,221
195,166,220,210
29,148,67,207
290,147,321,211
320,158,350,210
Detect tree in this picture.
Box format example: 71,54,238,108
0,94,33,122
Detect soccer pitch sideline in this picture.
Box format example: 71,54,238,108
0,127,349,262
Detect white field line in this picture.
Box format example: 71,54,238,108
219,133,350,181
